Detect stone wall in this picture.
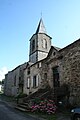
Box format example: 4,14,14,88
4,63,27,96
41,47,60,88
4,38,80,105
41,39,80,105
59,39,80,105
23,62,42,95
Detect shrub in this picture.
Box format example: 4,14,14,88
15,93,27,104
30,98,57,114
16,93,27,99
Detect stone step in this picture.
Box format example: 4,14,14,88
22,102,29,106
15,106,27,112
18,104,28,109
21,102,31,108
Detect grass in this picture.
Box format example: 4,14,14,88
46,114,57,120
0,93,16,102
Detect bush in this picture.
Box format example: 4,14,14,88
16,93,27,99
15,93,27,104
30,98,57,114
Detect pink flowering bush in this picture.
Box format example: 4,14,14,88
30,98,57,114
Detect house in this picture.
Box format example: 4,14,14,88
4,18,80,105
4,62,27,96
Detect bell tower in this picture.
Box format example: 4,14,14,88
29,18,52,63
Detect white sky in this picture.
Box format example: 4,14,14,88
0,67,8,81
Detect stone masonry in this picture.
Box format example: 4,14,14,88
4,18,80,105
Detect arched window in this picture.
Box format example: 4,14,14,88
42,39,47,48
32,39,35,51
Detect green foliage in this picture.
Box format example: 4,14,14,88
31,97,41,104
2,80,4,84
0,94,15,102
47,115,57,120
0,81,2,85
16,93,27,99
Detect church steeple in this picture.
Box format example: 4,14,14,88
29,18,52,63
36,18,47,34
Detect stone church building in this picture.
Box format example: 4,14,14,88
4,18,80,105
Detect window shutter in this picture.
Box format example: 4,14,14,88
31,77,33,87
36,75,39,87
39,62,41,67
27,78,30,88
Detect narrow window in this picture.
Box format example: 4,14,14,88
45,40,47,49
32,75,39,88
53,52,56,56
32,39,35,51
19,77,21,81
44,73,47,80
53,66,60,87
33,75,36,88
14,75,16,86
37,62,41,68
37,63,39,68
27,67,30,75
42,39,47,48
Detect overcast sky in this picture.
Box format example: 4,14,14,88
0,0,80,80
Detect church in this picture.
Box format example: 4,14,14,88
4,18,80,105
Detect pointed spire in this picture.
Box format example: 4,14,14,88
36,18,47,34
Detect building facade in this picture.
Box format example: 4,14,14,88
4,18,80,105
4,63,27,96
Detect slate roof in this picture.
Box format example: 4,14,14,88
53,46,61,51
36,18,47,34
